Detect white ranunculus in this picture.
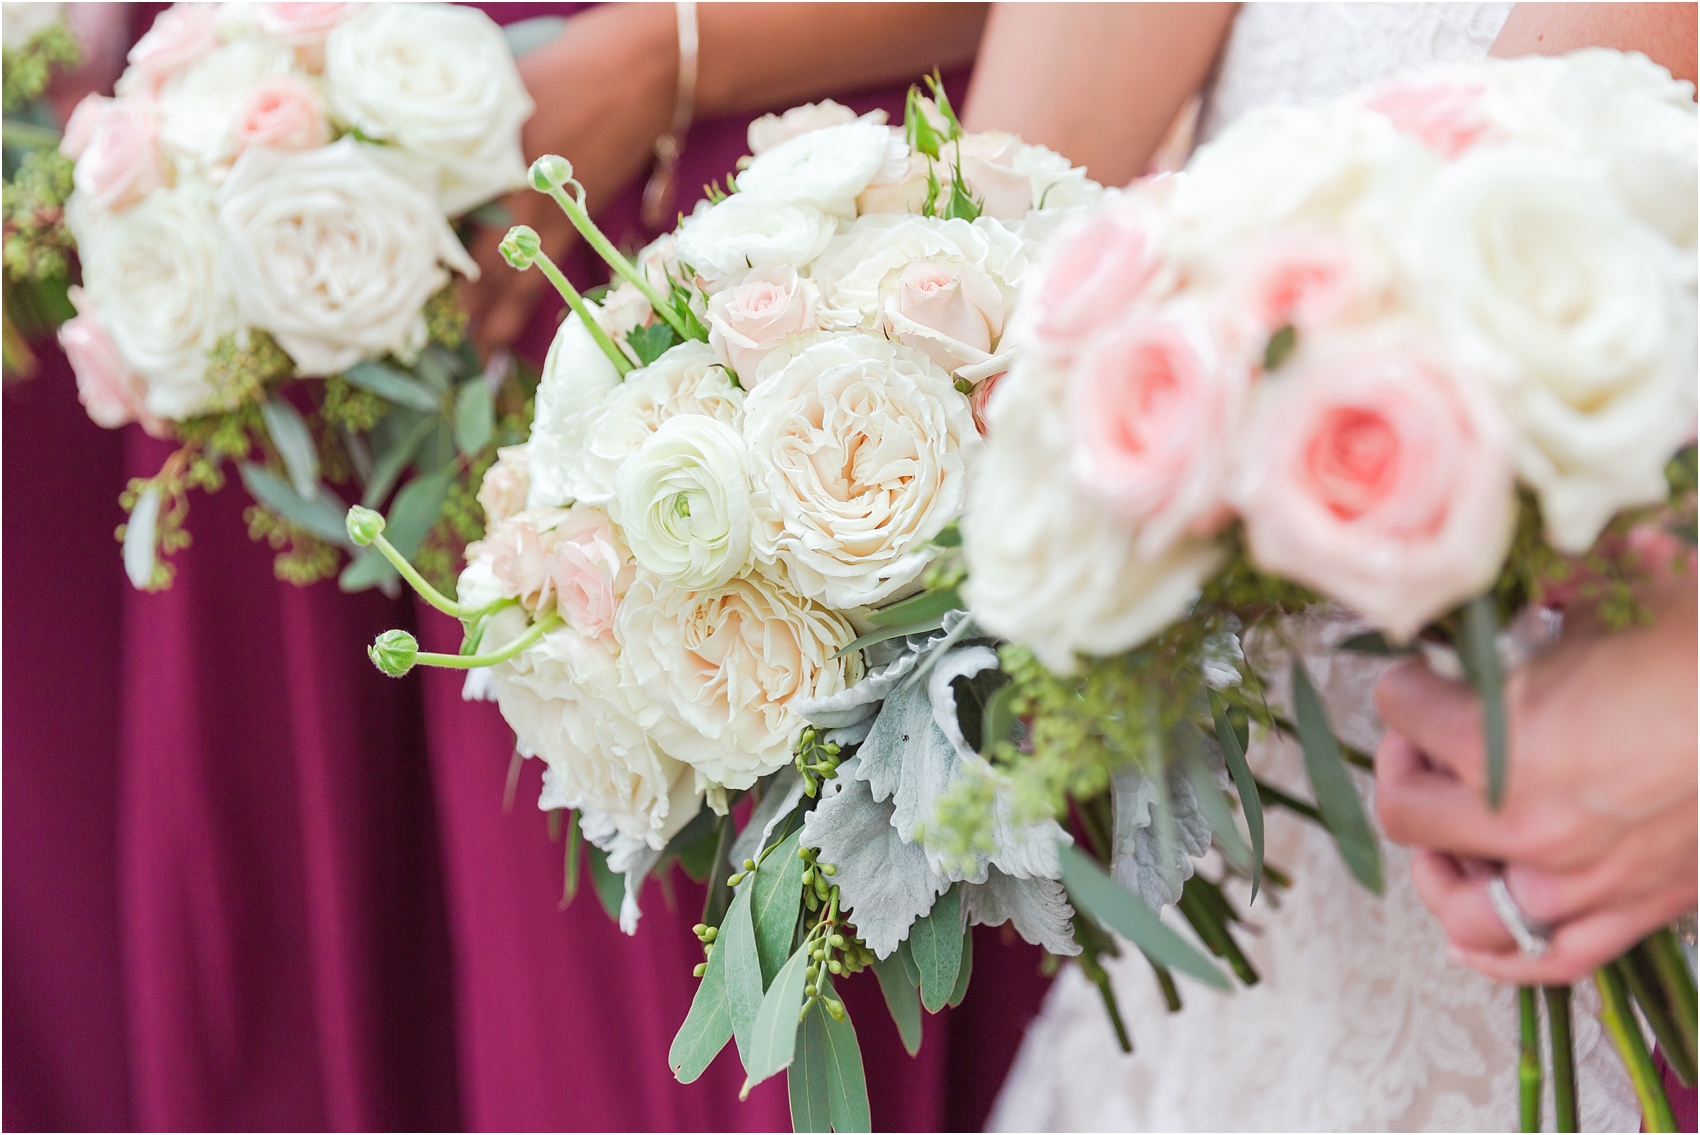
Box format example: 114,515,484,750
154,36,298,181
527,309,625,510
614,414,755,590
1401,150,1697,552
735,119,904,218
322,3,532,215
489,614,700,849
217,139,476,375
673,193,836,288
576,340,744,504
616,568,861,791
742,333,982,608
810,213,1028,326
70,182,238,420
963,360,1224,673
1490,50,1698,248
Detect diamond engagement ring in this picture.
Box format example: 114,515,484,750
1488,875,1553,957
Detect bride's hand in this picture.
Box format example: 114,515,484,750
1373,564,1697,985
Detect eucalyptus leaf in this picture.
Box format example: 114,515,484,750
1210,693,1264,902
898,938,920,987
1290,660,1384,894
729,767,805,870
750,830,806,987
414,348,455,394
1059,844,1228,990
1460,595,1508,809
453,378,494,455
789,1009,832,1132
339,465,454,593
669,920,734,1083
866,587,962,628
1176,725,1253,876
871,953,923,1056
360,412,435,509
343,360,441,412
741,944,811,1094
238,463,357,550
720,880,764,1065
947,923,974,1008
259,396,320,500
834,618,947,660
816,978,872,1133
910,886,963,1013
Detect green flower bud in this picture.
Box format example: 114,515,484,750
499,225,542,270
345,505,385,546
825,999,846,1022
692,923,708,938
742,858,756,871
369,629,418,677
703,926,717,942
821,863,837,876
529,154,573,192
692,962,707,978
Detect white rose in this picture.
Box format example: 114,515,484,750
69,182,238,420
735,119,905,218
747,100,872,154
810,213,1028,327
1488,50,1698,248
673,193,836,288
527,309,624,509
323,3,532,215
1401,150,1697,552
154,37,298,182
743,333,982,608
576,340,744,503
962,360,1224,672
614,415,755,590
490,615,700,849
217,139,477,375
881,258,1006,376
706,265,821,379
615,568,860,791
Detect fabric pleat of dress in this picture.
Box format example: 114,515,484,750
1,4,1051,1130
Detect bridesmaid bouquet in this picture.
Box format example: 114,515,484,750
955,48,1696,1130
357,84,1107,1128
52,2,532,592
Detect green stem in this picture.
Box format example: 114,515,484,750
1597,963,1677,1132
530,249,633,377
414,613,561,669
1621,944,1696,1089
1545,985,1577,1133
1645,929,1698,1086
1519,987,1542,1133
560,809,581,910
1270,714,1374,771
369,532,464,618
1,120,60,150
1254,778,1324,824
1144,951,1182,1013
545,183,693,340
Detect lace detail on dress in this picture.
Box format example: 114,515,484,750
990,618,1639,1132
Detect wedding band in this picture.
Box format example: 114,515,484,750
1487,875,1552,957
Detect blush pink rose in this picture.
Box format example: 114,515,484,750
882,259,1006,374
1363,78,1492,159
232,75,327,154
706,266,817,379
1029,208,1165,355
1070,307,1241,556
1221,226,1368,355
476,446,531,527
58,312,164,436
967,371,1003,436
546,508,633,643
123,4,220,94
949,133,1033,220
1228,332,1516,639
747,100,863,155
256,3,356,69
61,96,169,211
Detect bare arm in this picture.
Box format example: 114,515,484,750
1490,2,1697,87
470,2,989,353
961,2,1237,187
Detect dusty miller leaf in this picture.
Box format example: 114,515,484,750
1111,763,1211,912
962,868,1080,956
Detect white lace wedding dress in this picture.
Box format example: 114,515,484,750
988,6,1641,1131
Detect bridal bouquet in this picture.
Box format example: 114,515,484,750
356,84,1108,1128
51,2,532,592
957,48,1696,1130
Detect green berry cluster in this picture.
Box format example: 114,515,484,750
794,726,844,798
689,921,719,977
2,22,79,111
2,149,75,283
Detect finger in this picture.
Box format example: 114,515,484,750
1410,850,1518,953
1374,733,1514,859
1374,659,1486,790
1450,891,1689,986
1504,802,1697,925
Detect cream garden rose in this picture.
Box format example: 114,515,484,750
742,333,982,608
216,139,477,375
614,415,755,591
1401,150,1697,553
615,568,860,791
67,182,237,420
323,3,532,215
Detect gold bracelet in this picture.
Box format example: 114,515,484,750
640,0,698,232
